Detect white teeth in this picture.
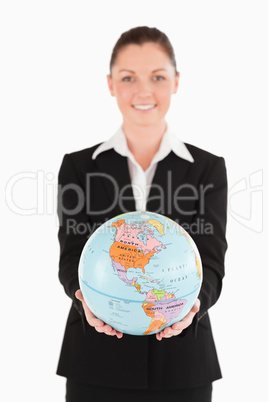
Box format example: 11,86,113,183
133,104,155,110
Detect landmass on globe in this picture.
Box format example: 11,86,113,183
109,216,196,335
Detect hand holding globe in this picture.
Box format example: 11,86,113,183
75,289,123,339
76,288,200,340
155,298,200,340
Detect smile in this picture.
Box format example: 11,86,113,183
132,104,156,111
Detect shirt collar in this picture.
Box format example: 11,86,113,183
92,123,194,163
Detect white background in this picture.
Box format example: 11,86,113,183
1,1,267,400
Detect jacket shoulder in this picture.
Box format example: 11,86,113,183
65,143,102,163
57,143,104,185
184,142,227,185
184,142,225,162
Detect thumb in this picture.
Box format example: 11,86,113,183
75,289,84,302
191,298,200,313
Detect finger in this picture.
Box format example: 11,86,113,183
162,328,182,337
95,323,119,335
86,315,105,328
104,329,116,336
95,325,122,338
172,315,192,331
171,303,199,331
158,327,171,337
163,327,171,336
157,328,183,339
116,331,123,339
82,304,104,326
191,299,201,313
95,325,114,334
156,326,169,340
75,289,84,301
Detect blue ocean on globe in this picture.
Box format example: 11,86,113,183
78,211,202,336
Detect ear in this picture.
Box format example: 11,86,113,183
173,71,180,94
107,74,115,96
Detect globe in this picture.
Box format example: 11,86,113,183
78,211,202,336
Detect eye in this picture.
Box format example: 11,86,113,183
122,76,134,82
153,76,165,81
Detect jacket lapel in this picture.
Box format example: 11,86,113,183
94,149,136,216
93,149,193,220
147,151,192,220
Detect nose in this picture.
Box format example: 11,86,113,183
135,79,153,97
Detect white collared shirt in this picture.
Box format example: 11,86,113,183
92,123,194,211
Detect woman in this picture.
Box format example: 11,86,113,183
57,26,228,401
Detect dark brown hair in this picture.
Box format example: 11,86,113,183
109,26,178,76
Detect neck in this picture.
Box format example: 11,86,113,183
122,120,167,171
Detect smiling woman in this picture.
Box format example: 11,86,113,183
107,42,179,158
57,26,227,402
106,42,180,171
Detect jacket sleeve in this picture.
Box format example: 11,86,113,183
184,156,228,337
196,156,227,315
57,153,89,316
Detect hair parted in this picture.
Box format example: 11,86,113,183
109,26,178,76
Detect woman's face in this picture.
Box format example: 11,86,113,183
107,42,180,128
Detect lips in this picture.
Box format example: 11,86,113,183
132,104,156,110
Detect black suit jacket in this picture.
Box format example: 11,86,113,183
56,142,228,390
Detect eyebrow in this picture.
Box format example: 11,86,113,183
119,68,167,74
